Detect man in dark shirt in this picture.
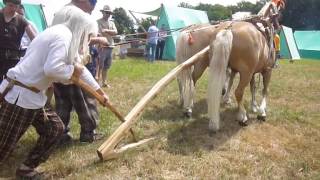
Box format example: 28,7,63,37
0,0,36,82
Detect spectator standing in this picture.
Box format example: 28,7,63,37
156,24,167,60
53,0,107,145
0,0,36,82
97,5,118,87
146,21,159,62
16,4,38,56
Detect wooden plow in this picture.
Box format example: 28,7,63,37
75,46,209,160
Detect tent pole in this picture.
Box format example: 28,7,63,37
129,10,147,33
40,4,48,28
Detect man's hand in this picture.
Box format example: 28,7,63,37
96,88,109,106
89,37,109,47
70,63,84,82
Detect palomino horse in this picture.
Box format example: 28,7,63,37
207,0,284,131
176,0,284,132
176,24,257,117
176,24,240,116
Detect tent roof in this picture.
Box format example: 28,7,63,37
130,7,161,16
131,4,208,18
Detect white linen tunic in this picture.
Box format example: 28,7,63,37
0,24,99,109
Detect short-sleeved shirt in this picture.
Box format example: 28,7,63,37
0,12,28,50
97,18,117,46
147,25,159,44
158,28,167,41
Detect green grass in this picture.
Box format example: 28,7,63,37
1,58,320,179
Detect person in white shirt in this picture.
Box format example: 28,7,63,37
0,6,108,179
146,21,159,62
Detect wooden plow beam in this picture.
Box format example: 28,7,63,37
97,46,210,160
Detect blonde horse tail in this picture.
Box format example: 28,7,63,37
208,29,233,132
176,32,194,116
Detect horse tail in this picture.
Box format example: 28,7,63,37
208,29,233,131
176,31,194,113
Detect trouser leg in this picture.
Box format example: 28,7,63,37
23,105,64,168
71,85,97,135
0,101,37,162
53,83,72,133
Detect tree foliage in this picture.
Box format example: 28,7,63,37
113,7,135,34
177,0,320,30
281,0,320,30
196,3,232,21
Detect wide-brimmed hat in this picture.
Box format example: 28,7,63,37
100,5,113,14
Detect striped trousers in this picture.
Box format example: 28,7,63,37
0,101,64,168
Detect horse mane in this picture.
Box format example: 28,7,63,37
179,23,210,32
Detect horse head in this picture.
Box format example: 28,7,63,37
270,0,286,31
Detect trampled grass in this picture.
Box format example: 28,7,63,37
1,58,319,179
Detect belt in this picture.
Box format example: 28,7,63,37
6,77,40,93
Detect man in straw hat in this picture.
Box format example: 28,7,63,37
97,4,118,87
0,5,109,179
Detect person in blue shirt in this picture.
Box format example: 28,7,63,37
86,45,98,76
146,21,159,62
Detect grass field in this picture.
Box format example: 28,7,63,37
1,58,320,179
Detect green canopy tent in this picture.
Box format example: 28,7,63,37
132,4,209,60
0,1,47,31
294,31,320,60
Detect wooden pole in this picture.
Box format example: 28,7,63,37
97,46,210,160
73,79,137,141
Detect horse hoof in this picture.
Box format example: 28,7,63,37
257,115,266,121
238,121,248,126
208,130,217,137
183,111,192,118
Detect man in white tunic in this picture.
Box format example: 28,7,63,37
0,6,108,179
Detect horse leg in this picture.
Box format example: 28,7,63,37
177,67,194,118
257,70,272,121
250,74,259,113
235,72,253,126
222,69,235,105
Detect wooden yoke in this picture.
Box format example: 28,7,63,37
97,46,210,161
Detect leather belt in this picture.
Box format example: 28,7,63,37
6,77,40,93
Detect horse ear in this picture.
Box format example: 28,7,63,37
188,33,194,45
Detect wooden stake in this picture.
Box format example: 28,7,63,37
97,46,210,160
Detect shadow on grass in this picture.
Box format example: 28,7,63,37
143,98,208,122
145,98,259,156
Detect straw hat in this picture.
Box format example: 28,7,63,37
100,5,113,14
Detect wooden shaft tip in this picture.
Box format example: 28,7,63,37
97,150,104,161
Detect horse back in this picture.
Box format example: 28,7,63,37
214,21,271,73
